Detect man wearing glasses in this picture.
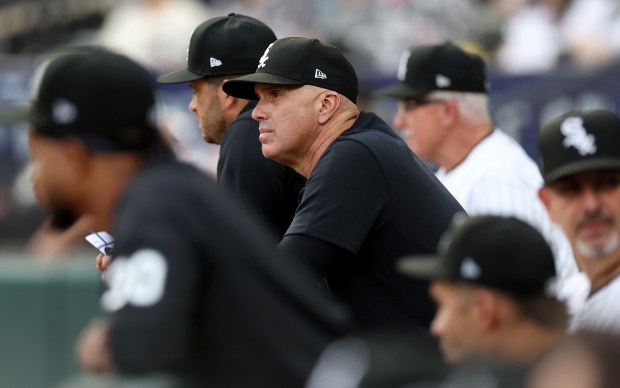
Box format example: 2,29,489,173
376,42,579,299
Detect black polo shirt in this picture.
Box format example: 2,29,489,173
285,112,464,328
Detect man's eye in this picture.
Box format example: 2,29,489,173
552,182,580,195
593,174,620,191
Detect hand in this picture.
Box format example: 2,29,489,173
76,319,114,374
95,253,112,282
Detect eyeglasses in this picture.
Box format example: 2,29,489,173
398,98,446,111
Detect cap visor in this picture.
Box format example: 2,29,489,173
0,105,31,123
157,68,205,84
397,255,450,280
545,158,620,183
374,82,427,98
223,73,304,100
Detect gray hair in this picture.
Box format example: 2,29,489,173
429,90,490,124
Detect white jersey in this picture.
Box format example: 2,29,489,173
435,129,579,289
570,275,620,334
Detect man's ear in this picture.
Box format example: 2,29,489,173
63,137,92,177
473,289,500,331
317,92,340,125
537,186,558,222
440,99,459,128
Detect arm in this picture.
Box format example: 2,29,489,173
278,234,354,277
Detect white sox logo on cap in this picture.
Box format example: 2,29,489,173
561,116,597,156
397,49,411,81
257,43,274,69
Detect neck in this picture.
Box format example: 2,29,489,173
491,323,564,365
437,123,493,172
83,155,143,231
294,111,358,178
577,253,620,293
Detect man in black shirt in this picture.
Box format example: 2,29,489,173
6,48,348,387
224,37,464,329
158,14,304,237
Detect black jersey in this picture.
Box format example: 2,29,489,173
103,158,348,387
218,101,305,237
285,112,464,328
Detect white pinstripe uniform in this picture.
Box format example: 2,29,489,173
568,275,620,333
434,129,582,301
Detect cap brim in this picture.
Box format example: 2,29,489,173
397,255,451,280
545,158,620,183
223,73,304,100
157,68,205,84
0,105,31,123
374,82,428,99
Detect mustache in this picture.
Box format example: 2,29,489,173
576,212,614,232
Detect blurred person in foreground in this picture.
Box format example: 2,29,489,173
306,215,566,388
398,215,567,367
157,13,304,238
1,48,349,388
376,42,579,300
537,109,620,333
223,37,464,329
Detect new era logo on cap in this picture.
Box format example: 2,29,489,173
210,57,222,67
436,74,451,88
460,257,481,280
315,69,327,79
51,98,78,125
560,116,597,156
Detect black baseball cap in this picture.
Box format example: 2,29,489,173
537,109,620,184
157,13,277,84
0,48,159,151
222,37,359,103
375,42,487,98
398,215,556,296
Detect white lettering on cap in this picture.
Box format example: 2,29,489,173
561,116,597,156
258,42,274,69
397,49,411,81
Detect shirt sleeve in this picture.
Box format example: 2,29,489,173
103,184,205,374
286,140,388,255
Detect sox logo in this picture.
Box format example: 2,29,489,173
561,116,597,156
258,43,274,69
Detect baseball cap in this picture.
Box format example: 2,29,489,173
157,13,277,84
375,42,487,98
397,215,556,296
0,48,159,151
222,37,359,103
537,109,620,184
